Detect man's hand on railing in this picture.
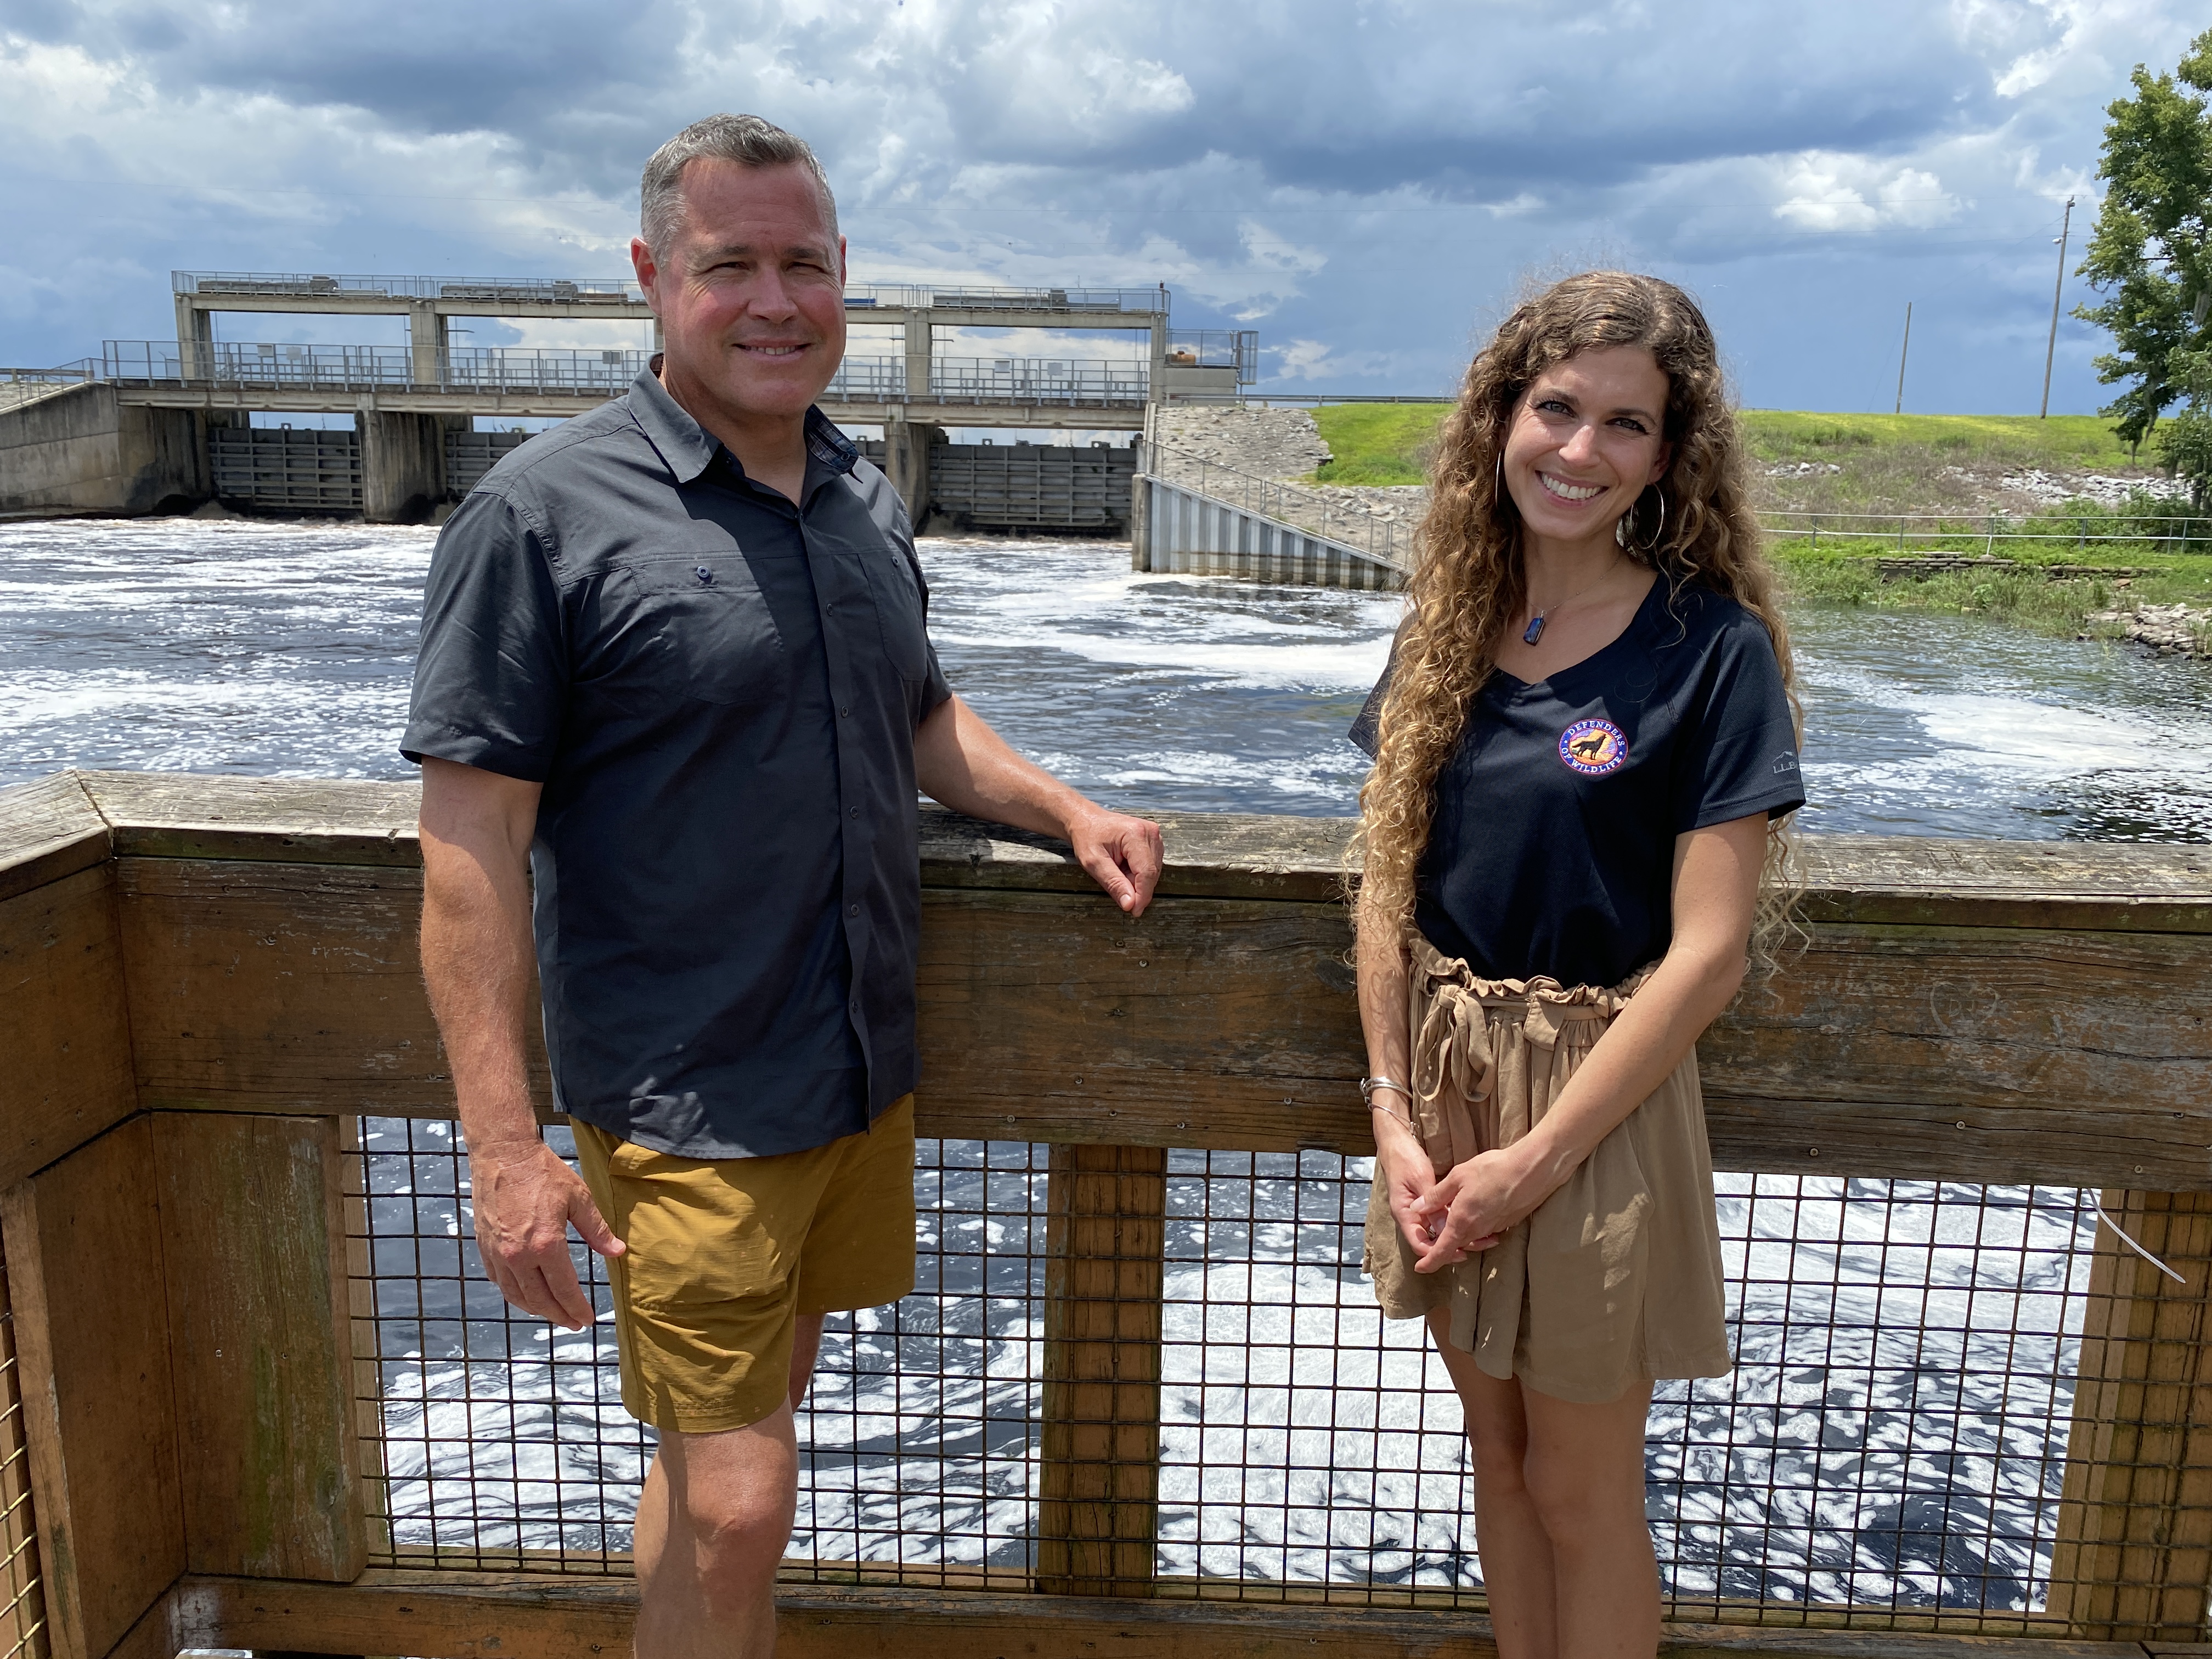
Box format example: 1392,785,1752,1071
468,1136,626,1331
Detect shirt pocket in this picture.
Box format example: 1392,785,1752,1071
600,552,786,707
859,545,932,683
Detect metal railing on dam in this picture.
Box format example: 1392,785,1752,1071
3,769,2209,1657
75,342,1157,409
171,271,1170,315
172,271,647,303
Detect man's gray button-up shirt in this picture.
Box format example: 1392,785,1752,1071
403,366,953,1158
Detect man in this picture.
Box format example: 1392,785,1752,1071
404,114,1163,1657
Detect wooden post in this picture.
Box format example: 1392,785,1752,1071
0,1248,48,1659
1035,1143,1166,1598
2047,1189,2212,1642
0,1118,185,1659
153,1112,366,1583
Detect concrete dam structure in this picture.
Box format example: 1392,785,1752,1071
173,421,1142,533
0,271,1254,526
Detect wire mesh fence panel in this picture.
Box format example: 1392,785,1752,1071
786,1137,1050,1584
1654,1174,2102,1630
352,1122,2175,1632
1159,1148,1478,1599
1159,1158,2109,1627
351,1121,1051,1581
352,1115,647,1572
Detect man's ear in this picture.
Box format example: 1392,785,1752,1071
630,236,661,310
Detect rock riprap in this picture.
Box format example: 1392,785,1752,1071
2085,602,2212,658
1152,405,1333,478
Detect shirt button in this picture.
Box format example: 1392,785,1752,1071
848,903,860,917
850,807,861,819
839,707,850,718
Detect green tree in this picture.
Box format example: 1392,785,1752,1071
2074,28,2212,452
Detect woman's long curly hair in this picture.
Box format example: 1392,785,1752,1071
1356,270,1802,977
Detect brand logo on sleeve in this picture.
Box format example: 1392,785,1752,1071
1558,718,1628,776
1773,751,1799,774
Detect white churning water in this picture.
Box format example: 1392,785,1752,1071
4,521,2209,840
8,521,2207,1606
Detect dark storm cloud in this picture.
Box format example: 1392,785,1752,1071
905,2,2006,198
2,0,2032,207
0,0,2202,416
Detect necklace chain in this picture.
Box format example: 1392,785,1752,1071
1521,558,1625,646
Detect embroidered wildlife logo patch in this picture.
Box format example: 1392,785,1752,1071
1559,718,1628,776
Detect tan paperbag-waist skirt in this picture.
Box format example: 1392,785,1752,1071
1362,929,1733,1404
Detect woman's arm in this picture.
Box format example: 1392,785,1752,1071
1410,810,1769,1273
1355,884,1496,1257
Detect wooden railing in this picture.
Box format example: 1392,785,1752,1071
0,769,2209,1659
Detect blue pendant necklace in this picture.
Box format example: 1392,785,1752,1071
1520,561,1622,645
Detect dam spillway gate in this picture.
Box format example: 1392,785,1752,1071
192,422,1137,532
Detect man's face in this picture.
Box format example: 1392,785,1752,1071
632,158,847,425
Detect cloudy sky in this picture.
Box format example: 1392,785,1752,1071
0,0,2201,415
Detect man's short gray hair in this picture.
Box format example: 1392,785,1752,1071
639,114,839,255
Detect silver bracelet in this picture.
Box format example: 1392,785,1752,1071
1361,1076,1417,1132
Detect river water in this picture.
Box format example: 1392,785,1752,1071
5,519,2211,837
5,518,2207,1609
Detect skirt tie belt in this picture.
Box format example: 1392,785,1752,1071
1405,945,1655,1181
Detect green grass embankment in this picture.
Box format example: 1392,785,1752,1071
1310,407,2149,490
1769,524,2212,641
1310,404,1447,484
1307,404,2209,639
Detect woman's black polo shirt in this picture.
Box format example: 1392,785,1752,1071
403,368,952,1159
1352,578,1803,989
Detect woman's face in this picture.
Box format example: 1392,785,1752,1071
1500,346,1673,550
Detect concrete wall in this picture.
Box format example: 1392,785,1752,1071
1133,475,1403,591
357,410,453,523
0,383,209,516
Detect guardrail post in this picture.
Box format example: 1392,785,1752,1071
1036,1142,1166,1598
2047,1188,2212,1643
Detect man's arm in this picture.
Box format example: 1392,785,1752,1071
418,757,623,1330
913,693,1164,916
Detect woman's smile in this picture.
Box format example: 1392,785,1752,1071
1536,471,1607,504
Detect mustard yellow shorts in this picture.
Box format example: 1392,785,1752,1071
570,1095,917,1435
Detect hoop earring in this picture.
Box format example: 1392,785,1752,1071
1615,487,1667,553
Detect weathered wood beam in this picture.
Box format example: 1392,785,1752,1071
0,864,137,1191
0,1118,184,1659
0,772,109,904
1037,1143,1167,1596
58,769,2212,931
2049,1188,2212,1643
99,847,2212,1188
154,1113,366,1583
164,1572,2152,1659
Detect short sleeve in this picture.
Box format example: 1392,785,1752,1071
1669,613,1804,832
902,531,955,719
400,489,568,781
1347,620,1408,758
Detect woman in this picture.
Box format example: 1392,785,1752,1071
1348,272,1803,1659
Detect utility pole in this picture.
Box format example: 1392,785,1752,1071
2041,195,2075,419
1894,302,1912,415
